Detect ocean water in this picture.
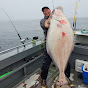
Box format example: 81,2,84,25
0,18,88,51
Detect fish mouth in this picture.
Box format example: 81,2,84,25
53,16,60,21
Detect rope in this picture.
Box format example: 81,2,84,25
73,0,80,30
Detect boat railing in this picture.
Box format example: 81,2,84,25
0,39,44,60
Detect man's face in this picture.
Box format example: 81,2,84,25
43,8,51,17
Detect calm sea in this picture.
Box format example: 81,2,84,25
0,18,88,51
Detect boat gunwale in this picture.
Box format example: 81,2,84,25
0,39,43,55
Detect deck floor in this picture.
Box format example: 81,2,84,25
16,63,88,88
48,64,88,88
70,69,88,88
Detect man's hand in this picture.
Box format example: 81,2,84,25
48,10,51,18
45,10,51,28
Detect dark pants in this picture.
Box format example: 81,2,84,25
41,43,70,80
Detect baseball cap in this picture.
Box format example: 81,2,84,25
42,7,50,12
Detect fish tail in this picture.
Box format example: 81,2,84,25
56,73,68,86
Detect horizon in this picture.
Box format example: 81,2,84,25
0,17,88,22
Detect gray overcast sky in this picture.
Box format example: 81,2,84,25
0,0,88,20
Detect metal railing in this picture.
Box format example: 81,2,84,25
0,39,44,60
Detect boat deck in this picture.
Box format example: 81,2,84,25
70,69,88,88
1,40,88,88
16,62,88,88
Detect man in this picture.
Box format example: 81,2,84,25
40,7,70,88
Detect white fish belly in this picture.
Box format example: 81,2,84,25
46,9,74,85
47,19,74,71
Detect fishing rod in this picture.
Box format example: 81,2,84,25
1,8,29,44
73,0,80,30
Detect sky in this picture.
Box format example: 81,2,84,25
0,0,88,20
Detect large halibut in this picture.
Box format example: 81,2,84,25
46,6,74,86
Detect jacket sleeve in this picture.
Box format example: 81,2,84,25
40,19,46,29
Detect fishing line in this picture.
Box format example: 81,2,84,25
1,8,22,40
52,0,54,10
1,8,29,45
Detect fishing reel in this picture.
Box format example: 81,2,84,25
21,36,39,44
21,37,29,44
